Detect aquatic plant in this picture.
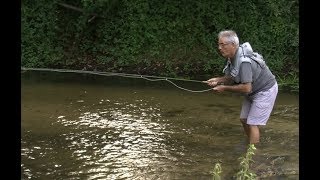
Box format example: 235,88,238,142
211,144,258,179
211,162,222,180
235,144,258,180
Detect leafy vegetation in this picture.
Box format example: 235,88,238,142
235,144,257,180
211,162,222,180
22,0,299,92
212,144,258,179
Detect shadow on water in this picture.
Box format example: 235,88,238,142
21,71,299,179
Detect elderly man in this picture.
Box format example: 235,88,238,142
204,30,278,145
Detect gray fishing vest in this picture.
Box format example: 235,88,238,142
223,42,266,77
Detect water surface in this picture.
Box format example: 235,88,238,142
21,71,299,179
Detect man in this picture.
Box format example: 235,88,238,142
204,30,278,145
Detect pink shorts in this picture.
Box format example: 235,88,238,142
240,82,278,125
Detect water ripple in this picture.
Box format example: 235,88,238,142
56,99,174,179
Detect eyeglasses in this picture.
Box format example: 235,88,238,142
218,42,232,48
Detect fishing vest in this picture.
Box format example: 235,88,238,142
223,42,266,78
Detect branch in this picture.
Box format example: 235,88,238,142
57,2,103,21
58,3,86,13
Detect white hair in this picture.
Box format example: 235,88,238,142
218,30,239,46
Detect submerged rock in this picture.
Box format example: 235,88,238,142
251,154,299,179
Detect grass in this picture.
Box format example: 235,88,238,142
276,72,299,93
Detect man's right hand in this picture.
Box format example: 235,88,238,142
203,78,219,87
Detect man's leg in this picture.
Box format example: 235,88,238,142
246,83,278,144
241,119,259,144
248,125,260,144
240,119,250,137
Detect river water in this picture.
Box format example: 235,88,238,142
21,71,299,179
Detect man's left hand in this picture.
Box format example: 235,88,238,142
212,85,225,93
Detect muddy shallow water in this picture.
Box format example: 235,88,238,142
21,71,299,179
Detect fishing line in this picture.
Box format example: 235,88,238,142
21,67,213,93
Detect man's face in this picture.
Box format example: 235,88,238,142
218,37,236,59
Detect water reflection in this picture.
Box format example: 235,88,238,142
21,72,299,179
55,98,175,179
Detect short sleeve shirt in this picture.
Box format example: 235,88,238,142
234,61,276,95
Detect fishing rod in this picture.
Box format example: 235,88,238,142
21,67,214,93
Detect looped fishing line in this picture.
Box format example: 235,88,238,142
21,67,213,93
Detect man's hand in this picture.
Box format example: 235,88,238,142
203,78,219,87
212,85,225,93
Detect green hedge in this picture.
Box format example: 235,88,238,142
22,0,299,89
